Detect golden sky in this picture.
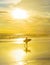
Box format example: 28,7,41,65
0,0,50,34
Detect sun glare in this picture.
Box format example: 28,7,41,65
17,62,24,65
14,38,25,44
10,49,26,61
11,8,29,19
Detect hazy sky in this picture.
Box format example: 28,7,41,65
0,0,49,12
0,0,50,34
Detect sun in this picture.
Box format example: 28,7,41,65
11,8,29,19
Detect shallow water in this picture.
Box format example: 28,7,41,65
0,37,50,65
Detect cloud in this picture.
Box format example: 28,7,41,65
0,0,21,4
0,0,21,8
0,0,50,13
0,0,50,34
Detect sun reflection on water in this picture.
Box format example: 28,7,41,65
10,49,26,61
17,62,24,65
14,38,25,44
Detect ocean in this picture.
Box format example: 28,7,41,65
0,36,50,65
